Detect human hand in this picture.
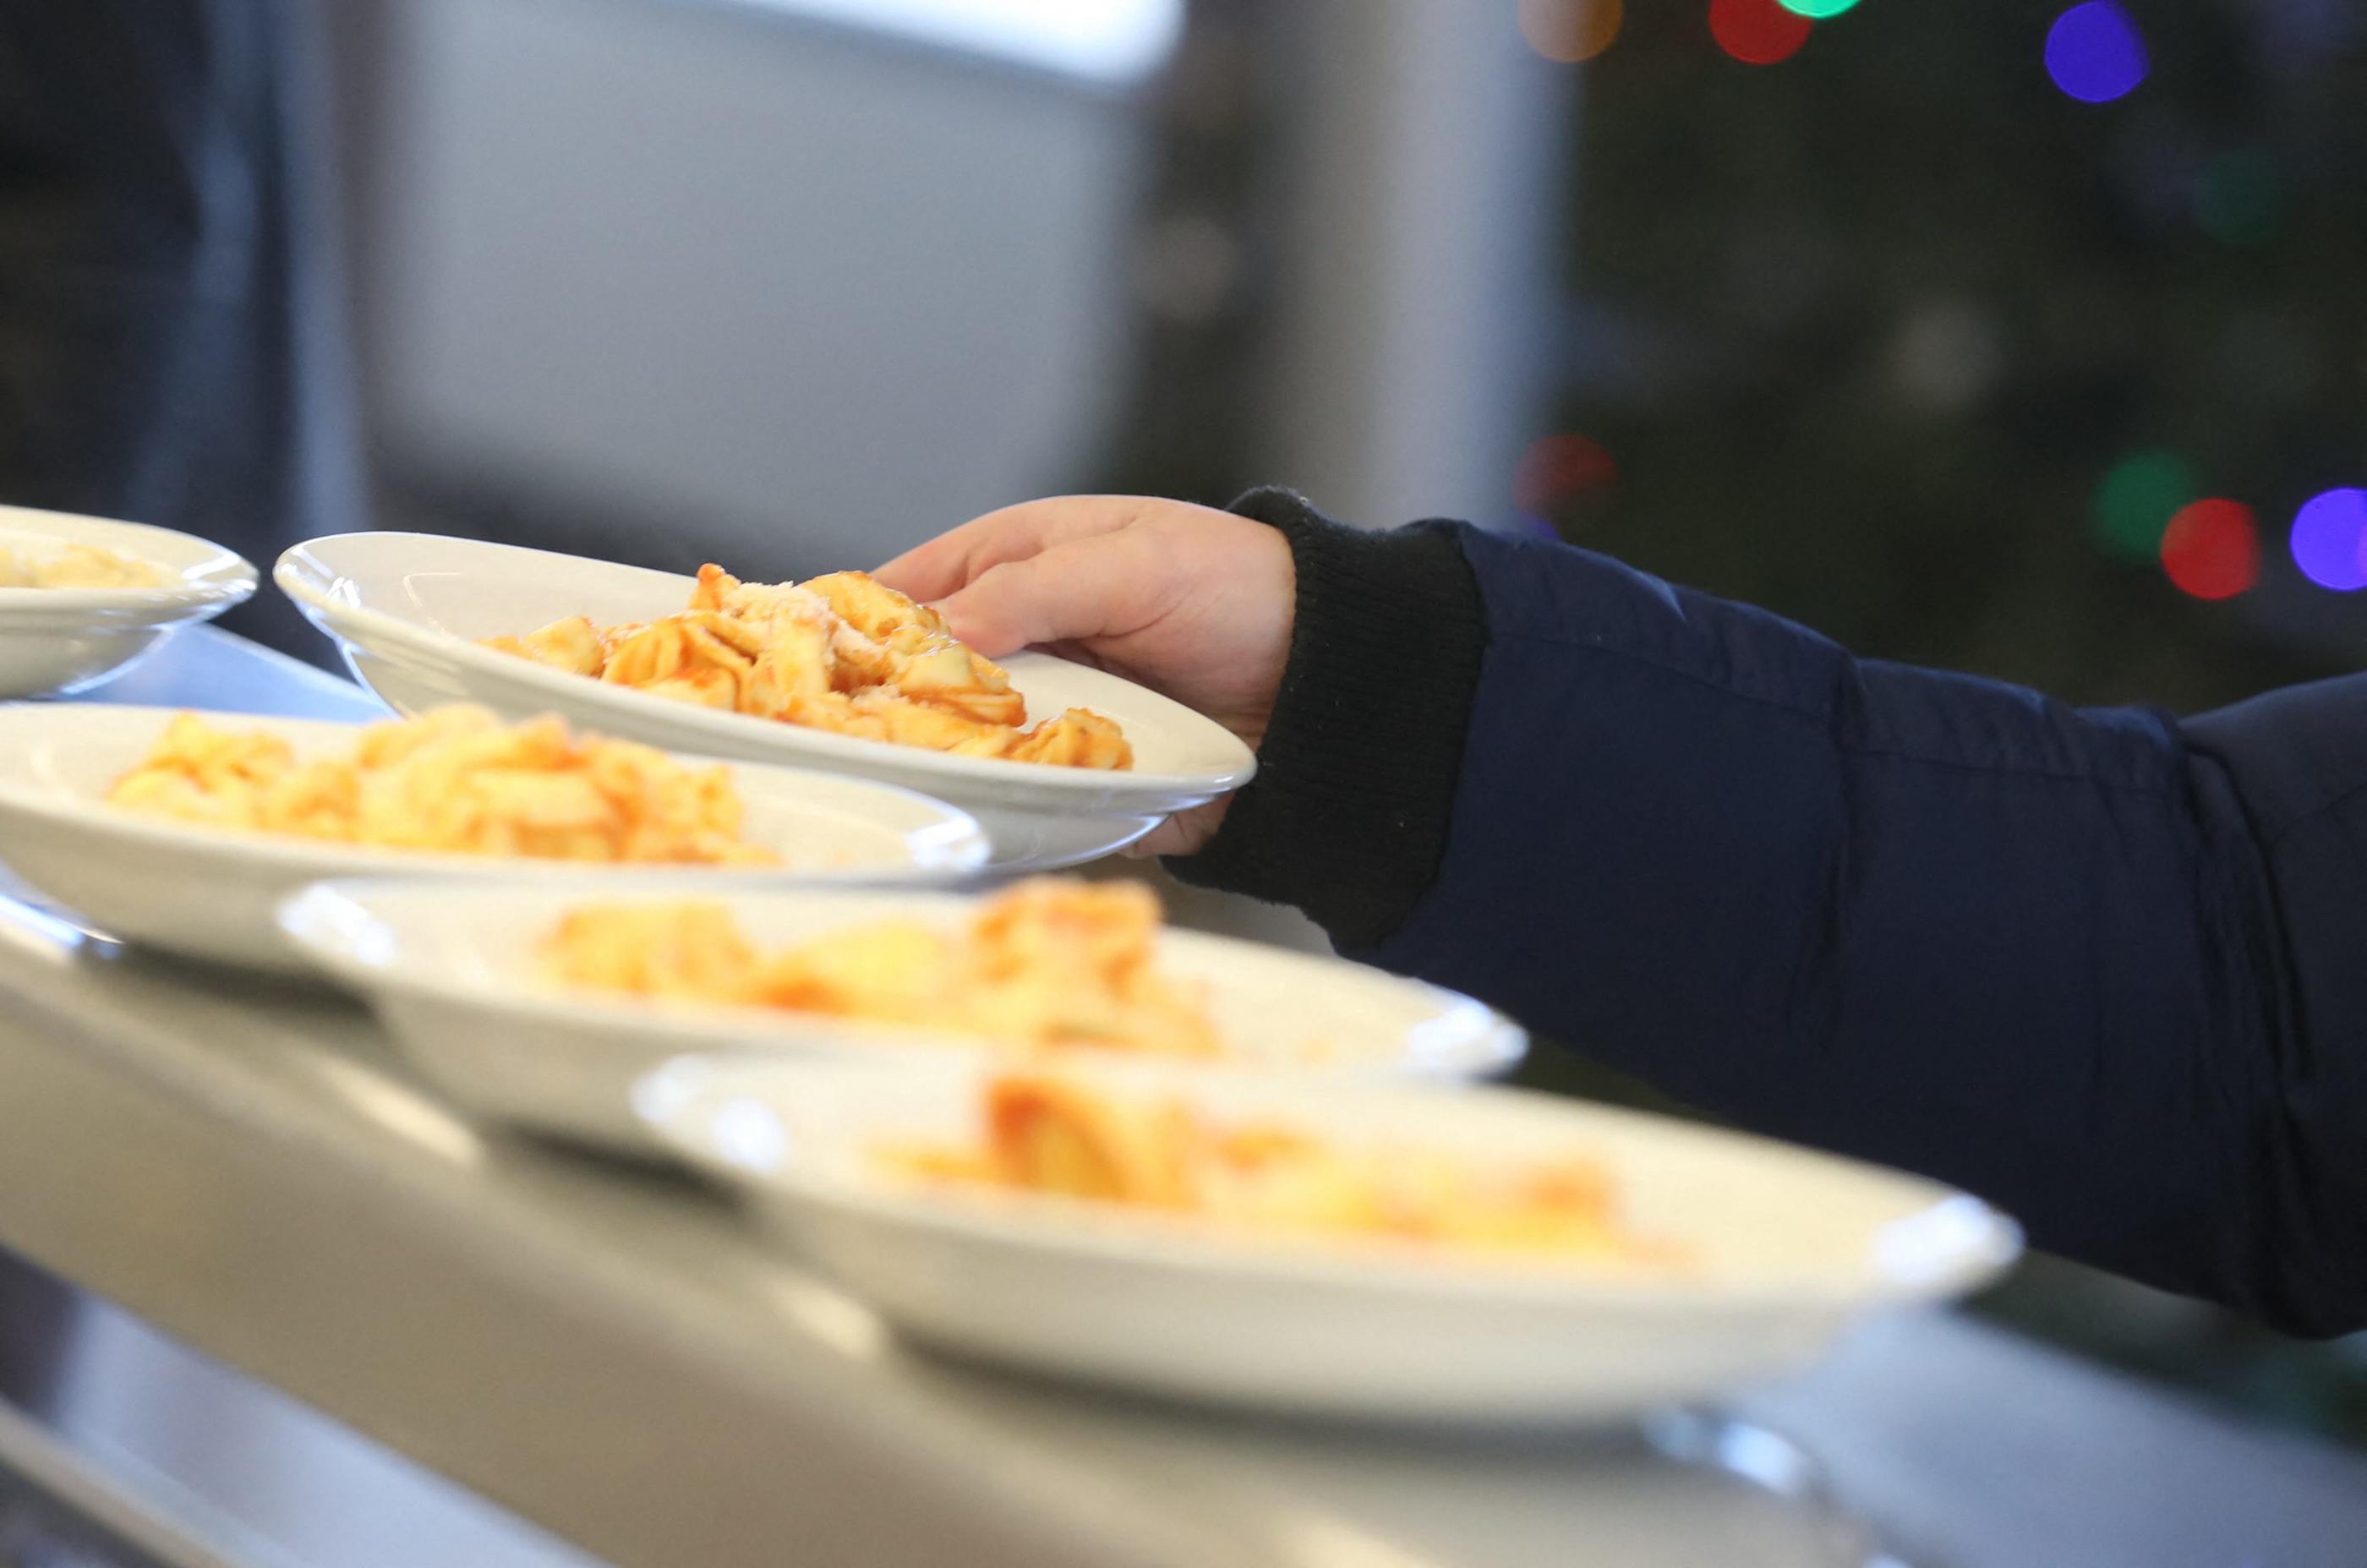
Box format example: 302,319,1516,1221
875,495,1293,856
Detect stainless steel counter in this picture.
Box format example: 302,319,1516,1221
1,628,2364,1568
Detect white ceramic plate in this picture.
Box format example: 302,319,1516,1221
0,506,258,698
0,705,988,972
274,533,1255,871
278,881,1526,1150
637,1053,2022,1424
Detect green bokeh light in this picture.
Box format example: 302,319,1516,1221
1778,0,1862,14
2093,451,2197,561
2196,150,2282,247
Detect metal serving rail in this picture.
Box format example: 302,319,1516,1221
0,628,2364,1568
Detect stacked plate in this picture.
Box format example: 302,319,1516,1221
0,516,2020,1427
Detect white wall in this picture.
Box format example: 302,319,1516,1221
1260,0,1575,532
364,0,1573,559
369,0,1151,568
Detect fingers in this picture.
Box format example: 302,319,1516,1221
1128,817,1200,857
931,530,1172,657
874,496,1145,604
1123,800,1231,860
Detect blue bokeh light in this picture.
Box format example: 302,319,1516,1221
2046,3,2148,104
2290,488,2367,592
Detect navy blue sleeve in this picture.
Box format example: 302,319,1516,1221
1175,491,2367,1333
1342,524,2364,1332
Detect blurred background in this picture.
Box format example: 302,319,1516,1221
320,0,1561,578
14,0,2367,1465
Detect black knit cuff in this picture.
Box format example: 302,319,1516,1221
1164,487,1488,948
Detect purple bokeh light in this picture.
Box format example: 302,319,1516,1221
2290,488,2367,592
2046,3,2148,103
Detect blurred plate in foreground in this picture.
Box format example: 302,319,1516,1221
281,881,1525,1150
638,1053,2021,1425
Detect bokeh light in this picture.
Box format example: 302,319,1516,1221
1710,0,1814,65
2091,451,2195,561
2289,488,2367,592
1514,434,1618,518
2195,150,2283,246
1519,0,1623,63
1778,0,1861,16
2045,3,2147,103
2159,500,2260,599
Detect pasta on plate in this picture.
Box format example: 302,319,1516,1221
484,566,1132,770
543,878,1223,1057
875,1073,1687,1268
0,543,171,589
106,707,774,865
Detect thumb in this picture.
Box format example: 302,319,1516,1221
933,533,1166,658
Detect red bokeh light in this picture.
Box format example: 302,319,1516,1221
1514,434,1618,516
1709,0,1814,65
2159,499,2260,600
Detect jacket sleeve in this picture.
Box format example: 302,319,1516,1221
1173,489,2367,1335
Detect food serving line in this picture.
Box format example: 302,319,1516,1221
4,631,2366,1566
0,510,2364,1565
